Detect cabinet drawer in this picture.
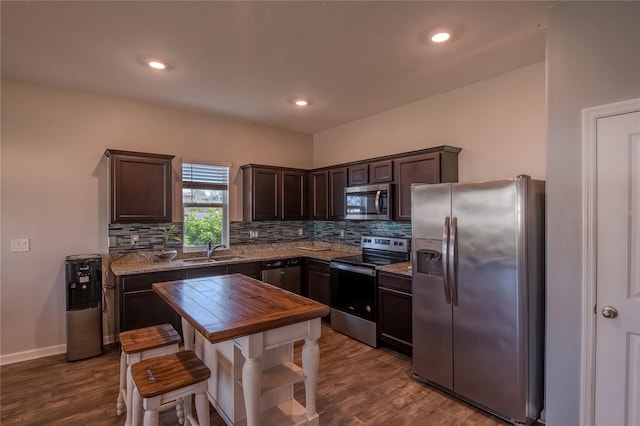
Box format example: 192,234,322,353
306,259,330,274
121,270,184,292
227,261,261,279
184,266,226,279
377,271,411,294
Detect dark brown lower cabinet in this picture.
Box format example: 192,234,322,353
116,270,184,338
227,261,261,279
377,272,412,357
304,259,331,319
184,266,226,279
114,261,263,340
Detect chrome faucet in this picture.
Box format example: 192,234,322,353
206,241,225,257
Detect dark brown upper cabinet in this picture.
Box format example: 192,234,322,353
369,159,394,184
282,169,307,220
105,149,174,224
309,170,329,220
347,164,369,186
348,160,393,186
328,167,347,220
394,149,460,221
242,165,307,221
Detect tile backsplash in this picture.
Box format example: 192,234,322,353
109,220,412,254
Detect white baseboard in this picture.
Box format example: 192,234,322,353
0,344,66,366
0,334,116,366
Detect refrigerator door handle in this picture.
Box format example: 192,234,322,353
442,216,452,304
449,216,459,306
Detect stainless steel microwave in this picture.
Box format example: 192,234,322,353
345,183,392,220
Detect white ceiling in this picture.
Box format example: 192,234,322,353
1,1,549,134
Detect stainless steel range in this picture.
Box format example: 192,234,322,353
330,236,410,347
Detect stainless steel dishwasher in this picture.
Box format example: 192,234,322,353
261,258,302,294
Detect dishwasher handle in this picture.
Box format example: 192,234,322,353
261,258,300,269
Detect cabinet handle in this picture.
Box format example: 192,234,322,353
379,286,411,297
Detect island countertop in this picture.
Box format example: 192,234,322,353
152,273,330,343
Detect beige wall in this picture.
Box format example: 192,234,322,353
0,80,312,359
314,62,546,182
545,3,640,425
1,63,546,360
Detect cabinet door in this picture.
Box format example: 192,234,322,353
329,167,347,220
309,171,329,220
348,164,369,186
252,168,280,221
369,160,393,183
394,153,441,221
305,260,330,318
108,151,174,224
378,285,412,356
122,290,181,334
282,170,307,220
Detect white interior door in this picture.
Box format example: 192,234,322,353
595,110,640,425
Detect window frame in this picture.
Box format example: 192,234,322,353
181,161,230,252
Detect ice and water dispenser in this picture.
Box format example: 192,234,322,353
65,254,103,361
414,238,444,277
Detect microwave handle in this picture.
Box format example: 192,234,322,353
375,190,381,214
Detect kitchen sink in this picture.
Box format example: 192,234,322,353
180,255,247,263
181,258,218,264
210,255,247,261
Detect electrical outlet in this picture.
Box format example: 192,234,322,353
297,228,304,236
108,236,117,247
130,234,139,245
340,230,345,238
11,238,30,252
249,230,259,239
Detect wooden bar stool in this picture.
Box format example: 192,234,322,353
117,324,182,426
131,350,211,426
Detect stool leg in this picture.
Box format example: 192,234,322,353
176,397,185,425
116,349,126,415
195,391,210,426
131,386,143,426
182,394,193,425
142,409,159,426
125,364,134,426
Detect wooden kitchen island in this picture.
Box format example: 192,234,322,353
152,274,330,426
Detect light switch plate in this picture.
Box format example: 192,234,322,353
11,238,30,252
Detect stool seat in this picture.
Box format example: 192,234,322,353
116,324,182,425
120,324,181,354
131,351,211,426
132,350,211,397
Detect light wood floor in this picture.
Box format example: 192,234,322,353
1,324,509,425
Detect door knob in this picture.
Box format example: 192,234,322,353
601,306,618,319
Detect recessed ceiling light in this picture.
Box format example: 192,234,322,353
431,32,452,43
147,60,168,70
292,98,312,107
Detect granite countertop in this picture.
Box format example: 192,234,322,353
376,261,412,277
109,241,359,276
109,241,414,278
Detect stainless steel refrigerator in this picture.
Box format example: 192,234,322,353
411,175,544,424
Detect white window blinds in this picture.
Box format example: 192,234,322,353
182,163,229,190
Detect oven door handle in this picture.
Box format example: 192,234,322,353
330,262,376,277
